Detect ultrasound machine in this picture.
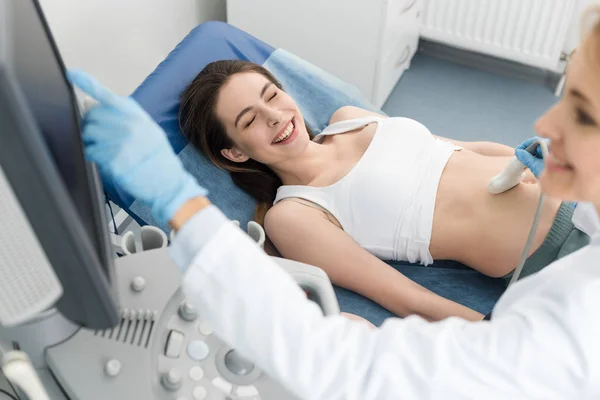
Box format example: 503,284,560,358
0,1,339,398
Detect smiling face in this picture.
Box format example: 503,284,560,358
535,32,600,203
214,72,312,166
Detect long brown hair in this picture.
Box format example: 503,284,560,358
179,60,313,225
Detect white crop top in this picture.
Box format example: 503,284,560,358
273,116,461,265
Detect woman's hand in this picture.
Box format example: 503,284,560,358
515,137,548,178
67,69,207,227
341,312,377,329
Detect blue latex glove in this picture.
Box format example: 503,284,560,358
515,136,548,179
515,137,577,208
67,69,207,227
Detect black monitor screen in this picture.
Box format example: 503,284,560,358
12,0,110,276
0,0,118,328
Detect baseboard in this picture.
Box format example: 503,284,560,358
418,39,563,91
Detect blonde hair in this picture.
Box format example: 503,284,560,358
582,6,600,66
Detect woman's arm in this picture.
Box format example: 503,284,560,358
264,201,483,321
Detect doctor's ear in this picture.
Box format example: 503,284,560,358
221,147,250,163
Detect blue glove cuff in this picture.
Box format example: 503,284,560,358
152,173,209,228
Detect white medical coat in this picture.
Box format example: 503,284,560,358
170,204,600,399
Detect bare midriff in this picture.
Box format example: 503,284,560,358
429,149,561,277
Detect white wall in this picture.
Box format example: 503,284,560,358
39,0,226,95
564,0,600,53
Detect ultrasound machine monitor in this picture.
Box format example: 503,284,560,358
0,0,119,329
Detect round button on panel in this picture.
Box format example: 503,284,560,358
187,340,210,361
189,366,204,382
224,350,254,376
192,386,208,400
214,346,262,386
179,302,198,321
161,369,182,391
130,276,146,292
197,321,213,336
104,359,121,377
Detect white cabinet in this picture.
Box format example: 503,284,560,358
227,0,421,108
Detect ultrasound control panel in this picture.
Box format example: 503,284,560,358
45,248,339,400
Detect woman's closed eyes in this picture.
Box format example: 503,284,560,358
243,91,278,128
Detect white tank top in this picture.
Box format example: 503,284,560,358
273,116,461,265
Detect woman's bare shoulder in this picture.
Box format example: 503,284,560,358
328,106,387,125
265,201,325,231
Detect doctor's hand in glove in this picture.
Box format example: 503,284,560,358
515,136,549,179
67,69,208,227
